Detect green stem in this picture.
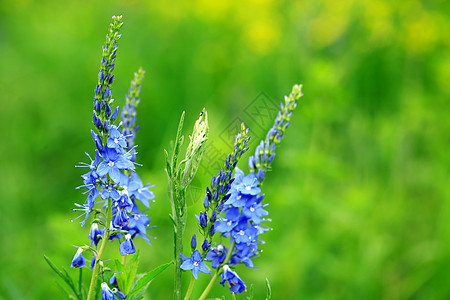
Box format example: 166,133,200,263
78,268,83,299
184,275,196,300
174,207,185,300
198,241,235,300
121,254,128,266
86,198,112,300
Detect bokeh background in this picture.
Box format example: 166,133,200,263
1,0,449,299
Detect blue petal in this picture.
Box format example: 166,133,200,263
96,161,109,176
180,260,194,270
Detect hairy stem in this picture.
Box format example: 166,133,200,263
173,190,186,300
86,198,112,300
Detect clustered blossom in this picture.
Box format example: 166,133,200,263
121,67,145,161
214,167,269,272
70,15,154,299
197,85,303,295
180,125,250,279
249,84,303,182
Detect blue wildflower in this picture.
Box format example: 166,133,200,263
119,234,136,255
97,147,134,183
233,168,261,196
88,223,104,247
107,126,127,151
220,265,247,294
112,206,129,228
205,244,228,269
191,234,197,251
231,221,258,244
127,203,152,243
101,282,115,300
180,250,210,279
127,172,155,208
71,247,86,268
113,288,127,299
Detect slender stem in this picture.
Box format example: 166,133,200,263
183,275,196,300
198,241,235,300
174,206,185,300
87,198,112,300
78,268,83,299
121,254,128,266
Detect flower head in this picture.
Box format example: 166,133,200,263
88,223,104,247
71,247,86,268
180,249,210,279
220,265,247,294
119,234,136,256
101,282,115,300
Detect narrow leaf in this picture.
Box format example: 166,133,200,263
115,259,127,292
44,255,79,297
247,283,254,300
125,251,140,293
265,278,272,300
56,281,76,300
128,261,173,296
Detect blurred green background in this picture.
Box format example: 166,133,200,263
1,0,449,299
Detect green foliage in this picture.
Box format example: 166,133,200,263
2,1,450,299
128,261,174,297
265,278,271,300
43,255,85,300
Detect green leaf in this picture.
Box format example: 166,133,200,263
124,251,140,293
44,255,79,298
114,259,127,292
164,149,172,178
172,111,185,171
247,283,254,300
265,278,272,300
55,281,76,300
128,261,173,296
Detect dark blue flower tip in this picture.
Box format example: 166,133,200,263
203,195,209,209
111,106,119,122
71,247,86,268
106,104,111,117
202,239,210,252
191,234,197,251
119,234,136,256
109,274,117,286
94,99,100,112
199,212,207,228
210,209,217,223
226,154,231,169
101,282,115,300
257,169,265,181
90,256,96,270
210,224,215,236
206,186,212,199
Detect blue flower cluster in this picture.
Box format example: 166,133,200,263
206,84,303,295
121,67,145,161
70,16,155,298
249,84,303,182
180,125,250,278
